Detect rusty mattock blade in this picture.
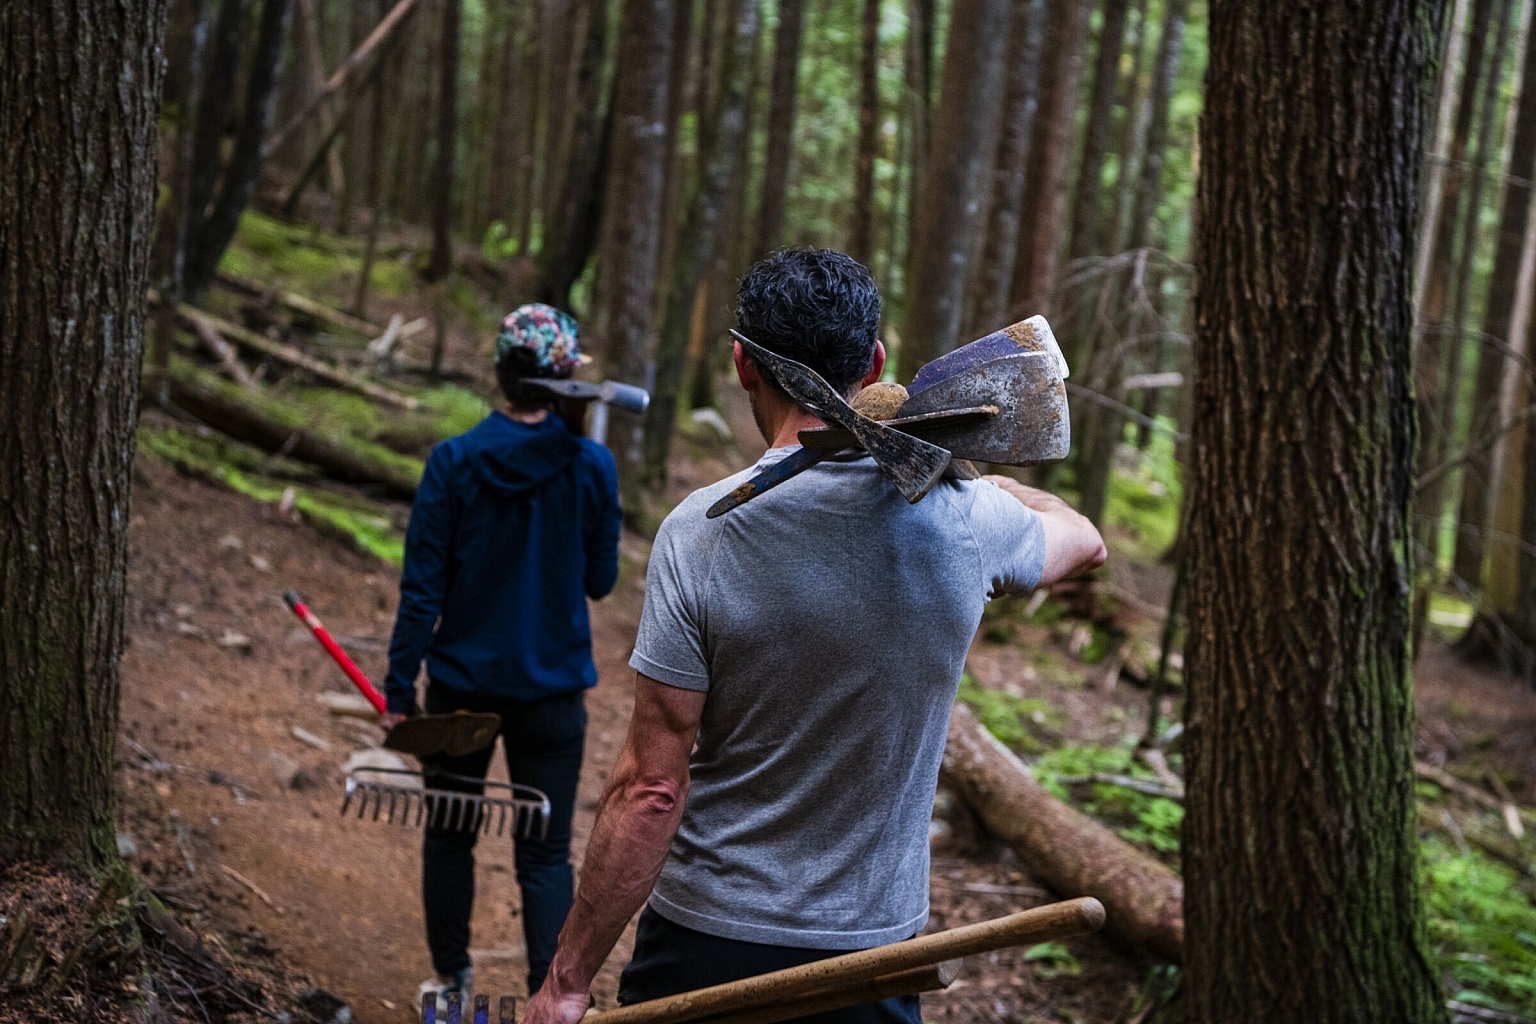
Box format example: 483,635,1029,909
730,331,951,503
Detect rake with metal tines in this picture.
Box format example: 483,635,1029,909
341,767,551,840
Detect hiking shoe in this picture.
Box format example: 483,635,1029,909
417,967,473,1020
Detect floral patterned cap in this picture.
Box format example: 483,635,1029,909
494,303,580,378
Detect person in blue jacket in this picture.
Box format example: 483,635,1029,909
382,303,621,1008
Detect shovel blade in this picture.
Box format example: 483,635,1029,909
383,711,501,758
896,351,1069,466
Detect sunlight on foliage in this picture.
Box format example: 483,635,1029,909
1023,941,1083,979
1034,742,1184,857
1104,422,1183,560
956,675,1061,756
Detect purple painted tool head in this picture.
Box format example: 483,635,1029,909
421,992,438,1024
907,316,1068,396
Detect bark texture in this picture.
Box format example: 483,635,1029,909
1184,1,1449,1020
902,0,1014,372
0,0,169,870
942,705,1184,962
1008,0,1092,321
427,0,461,282
1457,12,1536,591
595,0,675,500
755,0,806,257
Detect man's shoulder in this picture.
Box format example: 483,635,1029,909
573,435,619,474
655,464,758,542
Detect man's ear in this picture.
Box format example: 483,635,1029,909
733,340,760,390
861,341,887,388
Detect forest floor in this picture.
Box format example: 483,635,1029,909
103,211,1536,1024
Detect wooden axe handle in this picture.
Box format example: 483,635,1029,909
584,897,1104,1024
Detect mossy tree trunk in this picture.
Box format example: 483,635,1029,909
1183,0,1450,1021
0,0,169,871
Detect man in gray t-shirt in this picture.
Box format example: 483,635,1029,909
523,250,1105,1024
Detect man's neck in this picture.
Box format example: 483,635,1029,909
503,404,549,425
766,407,826,448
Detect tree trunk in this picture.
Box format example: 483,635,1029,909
1183,0,1449,1020
514,8,543,256
901,0,1014,374
1109,0,1153,259
1066,0,1131,268
643,0,760,493
942,705,1184,961
755,0,806,256
1008,0,1092,323
539,0,612,310
595,0,675,505
1455,6,1536,590
182,0,251,268
1516,310,1536,657
0,0,168,871
1434,0,1517,580
184,0,293,302
538,0,576,253
969,0,1044,334
655,0,698,301
1414,0,1499,558
427,0,460,283
851,0,883,264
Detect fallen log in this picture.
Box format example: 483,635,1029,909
177,303,417,410
213,270,382,337
190,317,256,387
942,703,1185,962
158,362,421,499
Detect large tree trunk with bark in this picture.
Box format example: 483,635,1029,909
1008,0,1092,323
943,705,1185,961
755,0,806,257
595,0,675,507
427,0,461,283
0,0,168,871
969,0,1044,334
1457,15,1536,611
184,0,293,302
901,0,1014,373
1183,1,1449,1020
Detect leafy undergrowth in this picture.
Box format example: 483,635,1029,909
959,676,1536,1017
1103,424,1182,561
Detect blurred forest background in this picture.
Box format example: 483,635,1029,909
7,0,1536,1020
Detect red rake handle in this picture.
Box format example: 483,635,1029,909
283,590,387,715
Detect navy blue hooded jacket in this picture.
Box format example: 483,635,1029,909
384,411,621,712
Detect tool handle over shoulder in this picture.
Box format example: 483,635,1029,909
283,591,388,715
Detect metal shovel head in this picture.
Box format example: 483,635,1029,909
896,351,1070,466
383,711,501,758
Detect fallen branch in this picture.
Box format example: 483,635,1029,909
215,270,381,337
190,317,256,387
1056,773,1185,801
218,865,284,914
177,303,417,410
1417,760,1536,826
942,704,1185,962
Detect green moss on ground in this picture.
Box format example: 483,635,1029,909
956,675,1063,755
139,422,405,565
280,382,490,457
1422,835,1536,1016
1104,422,1183,561
221,209,413,301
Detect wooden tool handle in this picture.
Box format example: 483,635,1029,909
585,897,1104,1024
685,958,962,1024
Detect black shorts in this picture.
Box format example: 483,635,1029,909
617,906,922,1024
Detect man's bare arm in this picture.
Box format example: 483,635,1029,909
983,475,1107,586
521,675,707,1024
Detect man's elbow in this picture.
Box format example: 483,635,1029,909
622,775,686,818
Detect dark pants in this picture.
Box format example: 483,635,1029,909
422,682,586,993
618,908,922,1024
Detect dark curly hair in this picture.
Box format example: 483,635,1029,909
735,248,881,396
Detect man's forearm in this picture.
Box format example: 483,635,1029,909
541,763,687,1000
983,474,1077,518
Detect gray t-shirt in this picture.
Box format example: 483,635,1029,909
630,447,1045,949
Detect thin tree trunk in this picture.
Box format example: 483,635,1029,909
537,0,575,252
184,0,293,302
901,0,1015,374
1433,0,1517,579
1066,0,1131,268
656,0,698,302
851,0,883,264
596,0,675,505
643,0,760,492
1109,0,1152,260
427,0,460,283
968,0,1044,334
1455,2,1536,589
514,9,543,255
1418,0,1473,300
1008,0,1092,323
1183,0,1449,1019
337,0,377,236
354,4,401,319
296,0,347,204
539,0,611,309
0,0,169,870
755,0,806,256
182,0,251,268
